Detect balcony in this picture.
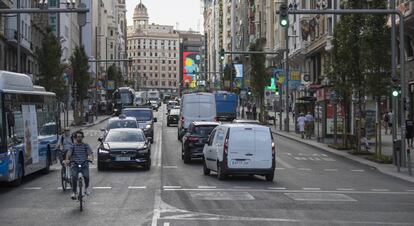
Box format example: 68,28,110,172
0,0,13,8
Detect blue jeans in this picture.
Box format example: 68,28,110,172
71,164,90,193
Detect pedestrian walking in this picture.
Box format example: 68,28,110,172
252,103,257,120
305,112,315,139
297,113,306,139
383,112,389,135
406,115,413,148
388,111,394,134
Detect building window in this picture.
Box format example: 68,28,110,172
168,74,171,78
110,30,114,36
162,74,165,78
150,66,153,70
162,81,165,86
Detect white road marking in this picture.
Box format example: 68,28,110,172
337,188,355,191
275,167,285,170
128,186,147,189
163,223,170,226
197,186,217,189
405,189,414,192
268,187,286,190
297,168,312,171
276,157,295,169
282,153,292,156
163,185,182,189
324,169,338,171
371,189,390,192
23,187,42,190
157,128,163,167
285,193,357,202
302,188,321,190
163,166,178,169
92,186,111,190
57,187,62,190
351,169,365,172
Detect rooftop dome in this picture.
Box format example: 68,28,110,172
133,0,148,19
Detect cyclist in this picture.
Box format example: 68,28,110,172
57,127,73,163
65,130,94,200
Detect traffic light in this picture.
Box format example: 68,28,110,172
247,87,252,96
220,48,225,61
275,84,279,95
392,85,401,97
279,3,289,27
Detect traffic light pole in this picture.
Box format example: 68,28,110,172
284,0,290,132
284,8,409,174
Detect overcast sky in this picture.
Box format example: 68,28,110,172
126,0,203,32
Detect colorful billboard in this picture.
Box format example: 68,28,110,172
183,52,201,89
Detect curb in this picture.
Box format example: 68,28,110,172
273,131,414,184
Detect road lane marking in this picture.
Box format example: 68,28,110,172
285,193,357,202
163,185,182,189
405,189,414,192
302,188,321,190
276,158,294,169
163,223,170,226
197,186,217,189
268,187,286,190
324,169,338,171
337,188,355,191
371,189,390,192
128,186,147,189
275,167,285,170
297,168,312,171
163,166,178,169
23,187,42,190
92,186,111,190
351,169,365,172
190,191,255,200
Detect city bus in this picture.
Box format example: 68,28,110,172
112,87,135,114
0,71,59,185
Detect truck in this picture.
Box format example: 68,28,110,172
215,91,238,121
148,90,161,107
135,91,149,106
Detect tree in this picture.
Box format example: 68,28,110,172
70,46,90,125
107,64,123,88
35,27,66,99
249,38,270,122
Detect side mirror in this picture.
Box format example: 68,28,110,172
154,117,158,122
98,137,103,142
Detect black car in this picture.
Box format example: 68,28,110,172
166,108,180,127
181,121,220,163
97,128,151,170
121,107,157,143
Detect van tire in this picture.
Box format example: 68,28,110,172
265,173,274,182
217,162,226,180
203,160,210,175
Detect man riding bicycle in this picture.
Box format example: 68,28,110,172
57,127,73,162
65,130,94,200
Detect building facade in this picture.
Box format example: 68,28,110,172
127,2,180,95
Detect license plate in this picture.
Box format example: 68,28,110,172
230,160,250,167
115,157,130,161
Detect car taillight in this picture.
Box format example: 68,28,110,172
214,117,218,122
224,138,229,154
188,136,199,141
272,142,275,155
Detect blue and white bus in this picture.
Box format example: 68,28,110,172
0,71,59,185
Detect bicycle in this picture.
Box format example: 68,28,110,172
70,160,93,212
58,149,72,191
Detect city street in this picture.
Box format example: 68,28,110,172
0,105,413,226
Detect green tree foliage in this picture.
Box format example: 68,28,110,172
34,28,65,98
70,46,90,125
107,64,123,88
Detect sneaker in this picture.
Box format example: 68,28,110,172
71,193,77,200
85,187,91,196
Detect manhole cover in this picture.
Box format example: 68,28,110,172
284,193,357,202
190,191,255,200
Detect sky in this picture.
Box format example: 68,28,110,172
126,0,203,32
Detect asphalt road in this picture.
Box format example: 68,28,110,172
0,105,413,226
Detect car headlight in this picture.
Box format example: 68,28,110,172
146,124,152,129
137,147,149,154
99,149,109,154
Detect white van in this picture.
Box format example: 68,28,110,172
202,124,275,181
135,91,148,106
178,93,217,140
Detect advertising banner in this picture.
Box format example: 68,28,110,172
183,52,201,89
22,105,39,164
234,64,244,78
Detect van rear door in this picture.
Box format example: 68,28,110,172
227,127,255,169
254,128,273,169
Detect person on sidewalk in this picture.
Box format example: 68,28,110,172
388,111,394,135
297,113,306,139
305,112,315,139
252,103,257,120
383,112,389,135
406,116,413,148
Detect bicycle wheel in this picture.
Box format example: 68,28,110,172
61,167,67,191
78,178,83,212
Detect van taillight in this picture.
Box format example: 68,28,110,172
224,138,229,154
272,142,275,155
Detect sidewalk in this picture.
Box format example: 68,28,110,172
60,110,111,130
238,107,414,183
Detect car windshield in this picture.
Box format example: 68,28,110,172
149,98,158,101
105,130,145,142
122,109,152,121
107,120,138,130
193,125,217,137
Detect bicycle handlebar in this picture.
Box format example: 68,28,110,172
68,160,93,166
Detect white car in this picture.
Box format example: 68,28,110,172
178,92,216,141
202,124,275,181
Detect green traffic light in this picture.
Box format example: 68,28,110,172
392,90,399,97
280,19,288,27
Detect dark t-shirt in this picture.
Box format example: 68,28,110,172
68,143,92,164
